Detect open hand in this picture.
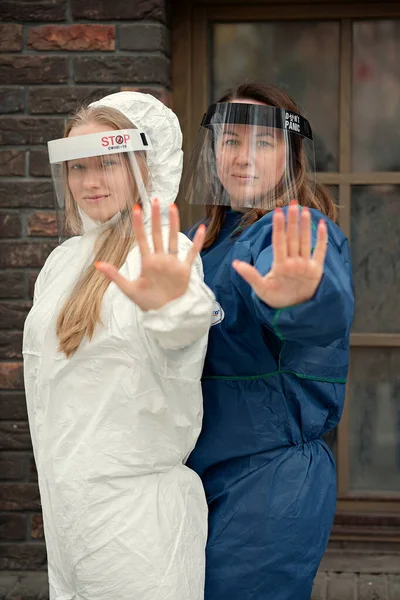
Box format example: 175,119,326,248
232,201,328,309
95,200,206,311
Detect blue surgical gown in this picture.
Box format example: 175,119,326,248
186,207,354,600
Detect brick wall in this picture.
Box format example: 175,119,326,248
0,0,170,572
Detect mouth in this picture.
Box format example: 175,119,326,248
231,174,258,181
84,194,110,203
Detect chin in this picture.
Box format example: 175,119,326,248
230,192,256,208
85,205,117,223
229,200,252,213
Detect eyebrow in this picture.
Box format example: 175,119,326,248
221,130,239,137
221,129,275,138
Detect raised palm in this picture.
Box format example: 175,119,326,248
233,201,328,309
95,200,206,311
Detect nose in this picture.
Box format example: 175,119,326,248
234,141,255,167
82,167,101,190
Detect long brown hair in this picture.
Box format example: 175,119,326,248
56,105,148,357
201,82,337,248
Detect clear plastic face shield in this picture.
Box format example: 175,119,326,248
183,103,315,210
48,129,151,242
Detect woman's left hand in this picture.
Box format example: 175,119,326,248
232,201,328,309
95,199,206,311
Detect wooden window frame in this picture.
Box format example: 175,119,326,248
171,0,400,541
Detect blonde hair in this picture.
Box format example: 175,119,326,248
56,105,148,357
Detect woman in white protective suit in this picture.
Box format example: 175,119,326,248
22,91,214,600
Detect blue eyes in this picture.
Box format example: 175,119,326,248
69,159,116,170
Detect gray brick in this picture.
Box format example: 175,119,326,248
0,0,66,21
71,0,165,22
74,55,170,86
6,571,49,598
0,572,19,598
0,181,54,209
0,271,24,298
358,574,388,600
0,88,25,113
0,301,32,328
0,24,23,52
0,211,22,238
0,484,40,511
0,422,33,451
120,85,170,105
327,573,357,600
0,392,27,420
0,513,26,541
30,149,51,178
0,243,56,269
0,150,25,176
0,56,68,85
388,574,400,600
0,117,63,145
312,572,327,600
0,452,26,480
119,23,170,54
0,544,47,571
321,551,400,574
29,86,119,114
0,330,23,359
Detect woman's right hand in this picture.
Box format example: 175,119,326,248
95,199,206,311
233,201,328,309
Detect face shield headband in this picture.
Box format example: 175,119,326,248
48,129,152,242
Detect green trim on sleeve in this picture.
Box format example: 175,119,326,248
272,309,285,341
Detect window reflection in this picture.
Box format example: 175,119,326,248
351,185,400,333
352,20,400,171
212,22,340,171
349,348,400,492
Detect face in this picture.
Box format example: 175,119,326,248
67,122,133,223
214,99,286,210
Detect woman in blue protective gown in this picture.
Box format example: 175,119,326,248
183,83,355,600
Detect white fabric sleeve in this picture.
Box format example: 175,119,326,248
32,245,64,304
32,240,78,304
140,233,215,351
33,269,45,305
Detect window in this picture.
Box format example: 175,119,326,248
172,0,400,537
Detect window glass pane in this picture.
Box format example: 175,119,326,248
349,348,400,493
352,20,400,171
212,22,340,171
351,185,400,333
326,185,338,201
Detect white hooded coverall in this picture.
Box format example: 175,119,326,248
22,93,214,600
